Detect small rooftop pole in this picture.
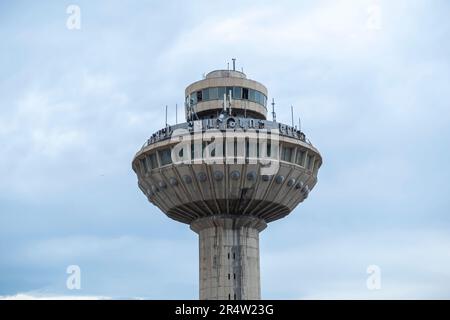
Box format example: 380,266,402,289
271,98,277,122
165,105,168,127
223,93,227,112
188,94,191,121
229,89,233,115
232,58,236,71
299,117,302,132
291,105,294,127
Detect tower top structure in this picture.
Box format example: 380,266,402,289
185,65,268,120
132,64,322,300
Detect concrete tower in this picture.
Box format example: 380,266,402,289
132,64,322,300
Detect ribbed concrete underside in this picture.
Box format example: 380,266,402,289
167,199,290,224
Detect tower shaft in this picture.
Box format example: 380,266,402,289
191,216,266,300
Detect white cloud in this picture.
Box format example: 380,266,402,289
0,293,109,300
261,228,450,299
0,69,150,198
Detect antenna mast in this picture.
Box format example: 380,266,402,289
229,90,233,115
165,105,168,127
291,105,294,127
271,98,277,122
223,93,227,112
187,94,191,121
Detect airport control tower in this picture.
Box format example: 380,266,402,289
132,61,322,300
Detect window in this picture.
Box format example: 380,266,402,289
259,93,265,105
228,274,230,280
190,86,265,106
313,159,320,175
140,158,148,173
190,93,197,104
245,139,249,161
233,87,242,99
202,88,209,101
159,148,172,166
148,153,158,169
249,89,256,102
281,146,293,162
306,154,314,170
209,87,218,100
255,91,261,104
242,87,249,99
218,87,226,100
296,150,306,167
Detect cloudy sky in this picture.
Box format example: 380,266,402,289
1,0,449,299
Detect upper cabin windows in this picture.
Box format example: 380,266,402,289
196,90,203,103
242,87,249,99
209,87,218,100
218,87,226,99
187,86,267,108
233,87,242,100
202,88,209,101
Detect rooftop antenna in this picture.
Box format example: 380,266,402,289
187,94,191,121
229,89,233,115
165,105,168,127
188,94,193,121
291,105,294,127
271,98,277,122
227,62,229,70
232,58,236,71
298,117,302,132
223,93,227,112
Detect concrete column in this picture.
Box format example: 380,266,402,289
190,215,267,300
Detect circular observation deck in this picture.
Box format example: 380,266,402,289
132,115,322,225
